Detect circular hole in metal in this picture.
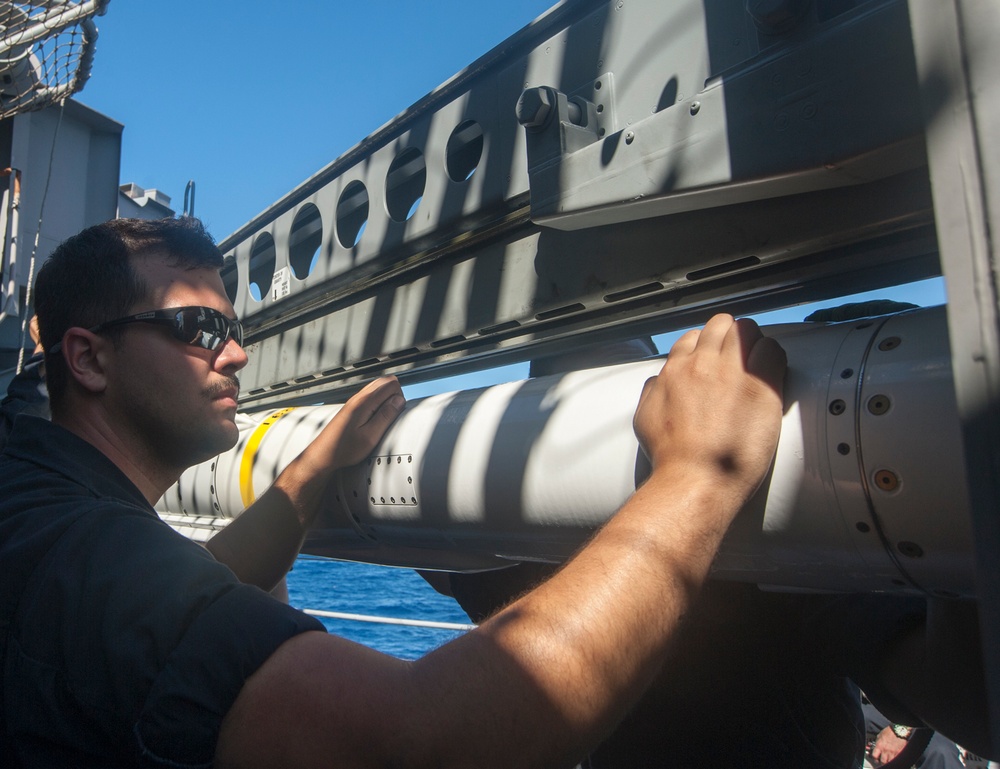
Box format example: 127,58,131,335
222,257,238,305
411,497,416,504
867,395,891,415
840,368,854,379
390,497,395,504
829,399,846,415
248,232,276,302
289,203,323,279
837,443,851,455
370,496,375,504
897,541,924,558
336,180,369,249
386,147,426,222
878,336,902,352
445,120,484,182
856,522,870,533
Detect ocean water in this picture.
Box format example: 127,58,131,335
285,556,473,660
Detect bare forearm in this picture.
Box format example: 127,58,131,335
218,467,744,769
206,456,330,590
399,468,741,768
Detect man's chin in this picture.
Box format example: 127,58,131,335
187,422,240,468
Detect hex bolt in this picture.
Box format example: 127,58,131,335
516,86,556,131
867,394,891,415
874,469,899,491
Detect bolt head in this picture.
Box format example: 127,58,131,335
517,87,555,130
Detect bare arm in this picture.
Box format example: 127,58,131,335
206,376,405,590
216,315,786,769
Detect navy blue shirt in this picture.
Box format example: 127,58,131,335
0,416,324,767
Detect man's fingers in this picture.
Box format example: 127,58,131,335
665,327,701,358
351,377,405,431
694,313,736,354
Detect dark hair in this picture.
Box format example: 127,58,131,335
35,217,224,410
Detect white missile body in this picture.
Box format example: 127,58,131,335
159,306,973,596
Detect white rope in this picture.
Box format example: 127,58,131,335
302,608,474,631
15,97,64,374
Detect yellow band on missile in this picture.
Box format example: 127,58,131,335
239,407,296,508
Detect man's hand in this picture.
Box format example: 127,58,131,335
206,377,404,590
870,726,907,765
634,314,786,508
298,376,405,475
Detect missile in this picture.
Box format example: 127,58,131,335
158,306,973,597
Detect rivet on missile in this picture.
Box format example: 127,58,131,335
829,399,846,415
874,469,899,491
868,395,891,415
898,541,924,558
878,336,902,352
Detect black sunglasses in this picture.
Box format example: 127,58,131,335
50,306,244,354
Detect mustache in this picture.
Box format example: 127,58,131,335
206,375,241,399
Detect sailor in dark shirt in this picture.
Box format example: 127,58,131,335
0,416,323,766
0,218,405,767
0,216,799,768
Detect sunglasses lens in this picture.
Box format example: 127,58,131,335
175,308,242,351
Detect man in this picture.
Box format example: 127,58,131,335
0,316,49,450
1,217,787,768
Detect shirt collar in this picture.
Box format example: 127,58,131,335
3,415,153,511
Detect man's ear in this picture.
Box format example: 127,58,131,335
60,328,110,394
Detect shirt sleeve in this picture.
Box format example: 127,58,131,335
9,504,324,768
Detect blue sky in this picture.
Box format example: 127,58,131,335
77,1,556,242
75,1,946,397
